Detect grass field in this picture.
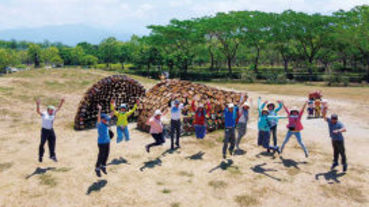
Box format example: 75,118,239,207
0,68,368,207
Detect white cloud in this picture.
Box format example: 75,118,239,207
0,0,367,33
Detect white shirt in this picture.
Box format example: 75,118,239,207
170,102,184,120
238,108,249,123
41,112,56,129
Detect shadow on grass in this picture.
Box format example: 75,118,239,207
26,167,56,179
234,149,247,156
276,156,308,169
108,157,129,166
86,180,107,195
256,151,275,159
315,170,346,184
139,157,162,172
250,163,281,181
186,151,205,160
209,159,234,173
161,148,180,157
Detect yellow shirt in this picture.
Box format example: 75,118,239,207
111,104,137,127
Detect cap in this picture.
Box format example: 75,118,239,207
331,114,338,119
119,104,127,109
174,100,180,105
243,102,250,108
101,113,111,121
290,106,299,113
228,103,234,108
154,109,162,116
47,105,56,111
199,103,204,108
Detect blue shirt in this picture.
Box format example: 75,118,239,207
97,122,110,144
267,102,282,127
327,118,345,141
224,107,238,128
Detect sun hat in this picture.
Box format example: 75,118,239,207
174,100,180,105
290,106,299,113
101,113,111,121
331,114,338,119
154,109,162,116
199,103,204,108
228,103,234,108
47,105,56,111
243,102,250,108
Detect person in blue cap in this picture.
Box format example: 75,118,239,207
95,104,111,177
168,94,188,150
323,110,348,172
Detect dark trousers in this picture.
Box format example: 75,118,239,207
39,128,56,158
270,125,278,146
96,143,110,169
332,140,347,165
170,120,181,148
147,133,165,149
223,128,236,156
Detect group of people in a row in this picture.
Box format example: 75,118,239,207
35,92,348,178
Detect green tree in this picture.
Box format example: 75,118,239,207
27,43,42,67
98,37,119,69
81,55,98,67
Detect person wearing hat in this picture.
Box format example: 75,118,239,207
95,104,111,177
280,101,309,158
257,97,282,154
110,99,139,143
145,109,166,153
35,98,65,163
191,99,211,139
265,100,283,149
168,94,189,150
222,100,241,159
323,111,348,172
235,95,249,151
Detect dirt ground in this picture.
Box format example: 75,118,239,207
0,69,368,207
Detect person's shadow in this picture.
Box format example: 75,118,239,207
209,159,234,173
256,151,275,159
139,157,162,172
315,170,346,184
186,151,205,160
161,148,180,157
108,157,129,166
86,180,108,195
234,149,247,156
250,163,281,181
276,156,308,169
25,167,56,179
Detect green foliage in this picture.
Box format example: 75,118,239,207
325,73,350,87
80,55,98,67
266,73,288,84
241,70,256,83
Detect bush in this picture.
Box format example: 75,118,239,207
266,73,288,84
241,70,256,83
325,73,349,87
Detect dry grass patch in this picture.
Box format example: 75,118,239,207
162,188,171,194
0,162,13,172
234,194,259,207
178,171,194,177
170,202,181,207
208,180,228,189
320,184,367,204
54,167,72,173
38,174,57,187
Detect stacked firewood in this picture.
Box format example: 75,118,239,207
137,79,242,132
74,75,145,130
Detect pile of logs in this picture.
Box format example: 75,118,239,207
137,79,242,132
74,75,145,130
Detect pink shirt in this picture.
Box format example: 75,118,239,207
147,117,163,134
286,110,304,131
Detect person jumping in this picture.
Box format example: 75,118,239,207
145,110,166,153
35,98,65,163
95,104,111,177
110,99,139,143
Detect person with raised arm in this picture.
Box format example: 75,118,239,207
95,104,111,177
168,94,189,150
323,108,348,172
235,94,249,151
35,98,64,163
280,101,309,158
266,100,283,148
145,109,166,153
110,99,139,143
191,97,211,139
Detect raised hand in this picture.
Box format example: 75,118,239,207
110,99,115,105
36,98,41,105
97,104,102,110
136,99,140,105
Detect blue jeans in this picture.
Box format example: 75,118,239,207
194,124,206,139
281,131,309,156
258,130,276,150
117,126,130,143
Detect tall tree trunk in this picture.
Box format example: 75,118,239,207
210,52,214,70
254,47,260,74
227,57,233,77
283,58,289,76
308,57,314,81
121,62,125,69
366,58,369,83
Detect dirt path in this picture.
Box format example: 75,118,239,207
0,69,368,207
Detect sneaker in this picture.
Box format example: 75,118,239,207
145,145,150,153
95,168,101,177
343,164,348,172
101,166,107,175
223,154,226,159
276,147,281,155
39,157,43,163
331,163,338,170
305,153,309,158
176,143,180,148
267,149,271,153
50,156,58,162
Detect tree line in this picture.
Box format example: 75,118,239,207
1,5,368,82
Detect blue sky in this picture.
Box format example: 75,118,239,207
0,0,368,34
